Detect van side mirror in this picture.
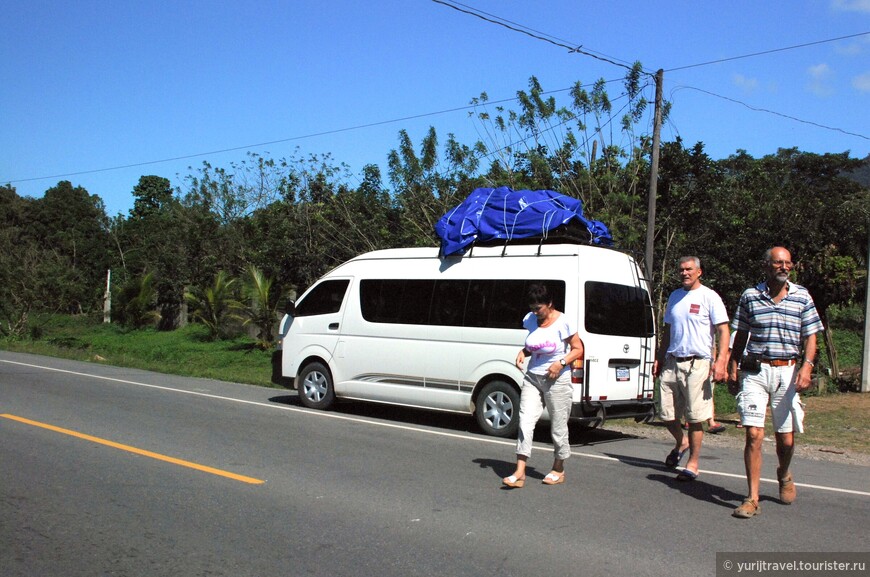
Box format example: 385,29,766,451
284,299,296,316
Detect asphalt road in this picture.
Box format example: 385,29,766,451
2,351,868,577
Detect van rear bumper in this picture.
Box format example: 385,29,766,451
570,399,655,426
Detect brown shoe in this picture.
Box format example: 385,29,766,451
732,498,760,519
778,469,796,504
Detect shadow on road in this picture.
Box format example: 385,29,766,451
269,392,646,448
471,457,548,487
604,451,746,510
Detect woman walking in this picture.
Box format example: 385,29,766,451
503,283,584,488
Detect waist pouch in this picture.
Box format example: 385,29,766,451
740,353,761,373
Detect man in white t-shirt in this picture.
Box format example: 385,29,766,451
654,256,729,481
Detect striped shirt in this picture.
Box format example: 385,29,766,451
731,281,823,360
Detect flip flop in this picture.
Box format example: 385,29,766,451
676,469,698,482
708,424,727,434
665,447,689,468
502,475,525,488
542,472,565,485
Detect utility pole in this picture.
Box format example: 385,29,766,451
644,69,664,282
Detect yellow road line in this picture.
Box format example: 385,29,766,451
1,413,265,485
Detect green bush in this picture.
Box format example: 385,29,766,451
826,302,865,331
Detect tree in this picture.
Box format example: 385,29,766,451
25,181,112,314
183,153,291,224
388,127,482,246
185,271,245,340
468,69,656,255
0,185,34,336
121,175,188,330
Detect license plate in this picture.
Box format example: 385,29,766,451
616,366,630,382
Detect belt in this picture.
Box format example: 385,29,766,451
761,358,798,367
671,355,705,363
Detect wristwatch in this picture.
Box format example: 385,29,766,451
559,358,567,367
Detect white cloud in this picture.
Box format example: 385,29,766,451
808,63,832,78
732,74,759,92
831,0,870,12
807,63,835,96
835,42,863,56
852,72,870,92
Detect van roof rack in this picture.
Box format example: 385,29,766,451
461,220,595,257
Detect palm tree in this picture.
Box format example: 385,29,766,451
117,272,161,328
185,271,244,340
243,265,282,347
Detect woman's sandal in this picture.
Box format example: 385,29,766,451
502,475,525,488
542,471,565,485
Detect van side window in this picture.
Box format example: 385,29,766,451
361,279,564,329
361,279,434,325
430,280,468,327
585,281,654,337
398,280,434,325
471,279,526,329
295,279,350,317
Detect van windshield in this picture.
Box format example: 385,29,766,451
585,281,654,337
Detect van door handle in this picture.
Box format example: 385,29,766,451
328,323,339,330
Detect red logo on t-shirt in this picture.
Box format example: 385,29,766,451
689,304,701,314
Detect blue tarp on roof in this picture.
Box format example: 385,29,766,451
434,187,612,256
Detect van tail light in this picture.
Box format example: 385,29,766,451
571,359,584,385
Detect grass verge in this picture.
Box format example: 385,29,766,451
2,314,275,387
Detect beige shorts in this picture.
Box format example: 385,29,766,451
659,356,713,423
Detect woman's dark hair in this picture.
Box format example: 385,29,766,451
527,283,553,306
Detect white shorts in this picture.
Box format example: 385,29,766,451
737,363,804,433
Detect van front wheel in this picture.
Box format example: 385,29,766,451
475,380,520,438
297,362,335,410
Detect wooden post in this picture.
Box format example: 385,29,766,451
862,228,870,392
103,269,111,323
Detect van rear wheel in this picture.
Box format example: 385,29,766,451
297,362,335,410
475,380,520,438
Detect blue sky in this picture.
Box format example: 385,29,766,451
2,0,869,216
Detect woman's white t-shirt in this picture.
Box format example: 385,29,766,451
523,312,576,376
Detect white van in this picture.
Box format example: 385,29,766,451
272,242,656,437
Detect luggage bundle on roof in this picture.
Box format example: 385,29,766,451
434,187,612,256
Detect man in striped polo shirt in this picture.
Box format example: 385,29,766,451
727,246,824,519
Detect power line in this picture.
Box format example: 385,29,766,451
430,1,870,142
6,7,867,186
673,85,870,141
431,0,637,72
6,79,628,185
435,0,870,78
666,31,870,72
4,100,519,184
